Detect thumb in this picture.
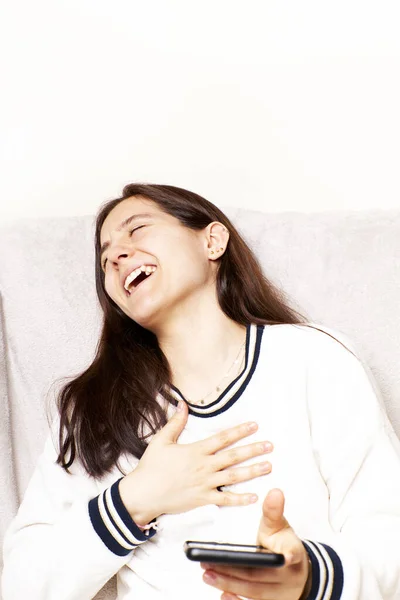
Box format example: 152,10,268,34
257,489,301,565
160,400,188,443
259,488,289,536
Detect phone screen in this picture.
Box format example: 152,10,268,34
186,541,273,553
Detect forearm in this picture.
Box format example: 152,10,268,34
2,475,158,600
2,494,131,600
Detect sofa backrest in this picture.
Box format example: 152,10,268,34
1,207,400,599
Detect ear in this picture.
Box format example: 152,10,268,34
205,222,230,259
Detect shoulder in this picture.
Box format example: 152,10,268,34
263,322,377,391
265,322,360,364
274,324,389,421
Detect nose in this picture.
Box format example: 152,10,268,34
108,242,134,265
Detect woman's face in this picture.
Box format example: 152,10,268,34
99,196,221,332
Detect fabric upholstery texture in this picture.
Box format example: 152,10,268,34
1,207,399,600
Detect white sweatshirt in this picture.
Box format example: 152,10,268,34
2,323,400,600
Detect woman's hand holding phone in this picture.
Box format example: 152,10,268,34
119,399,273,525
200,488,312,600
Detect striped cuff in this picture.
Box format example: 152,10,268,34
301,539,344,600
88,476,158,556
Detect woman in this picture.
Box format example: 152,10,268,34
2,184,400,600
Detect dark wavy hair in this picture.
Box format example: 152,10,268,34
52,183,321,479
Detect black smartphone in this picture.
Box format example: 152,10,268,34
183,540,285,568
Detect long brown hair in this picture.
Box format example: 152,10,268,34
52,183,314,479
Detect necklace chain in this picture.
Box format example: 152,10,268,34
189,340,246,406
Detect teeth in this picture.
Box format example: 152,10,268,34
124,265,156,291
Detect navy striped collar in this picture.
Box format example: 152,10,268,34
163,323,265,418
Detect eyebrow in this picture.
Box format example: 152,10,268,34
100,213,153,260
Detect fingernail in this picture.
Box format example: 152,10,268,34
200,563,212,570
248,422,258,431
259,462,271,472
246,494,258,503
177,400,184,412
203,571,217,583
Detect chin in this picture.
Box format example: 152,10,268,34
125,302,163,331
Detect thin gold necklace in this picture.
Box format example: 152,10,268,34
189,340,246,406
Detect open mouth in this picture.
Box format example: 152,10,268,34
125,270,154,296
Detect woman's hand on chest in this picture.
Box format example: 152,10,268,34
119,400,274,525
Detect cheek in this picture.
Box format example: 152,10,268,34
178,242,207,272
103,274,118,299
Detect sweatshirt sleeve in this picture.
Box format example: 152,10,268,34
1,418,157,600
301,330,400,600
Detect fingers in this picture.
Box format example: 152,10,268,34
200,563,282,583
212,460,272,489
212,440,273,471
211,490,259,508
198,421,264,455
203,571,280,598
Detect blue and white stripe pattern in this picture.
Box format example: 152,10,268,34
302,539,344,599
88,476,158,556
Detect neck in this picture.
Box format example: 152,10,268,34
155,310,247,394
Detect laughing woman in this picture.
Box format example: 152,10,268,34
2,184,400,600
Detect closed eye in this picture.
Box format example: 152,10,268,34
102,225,146,270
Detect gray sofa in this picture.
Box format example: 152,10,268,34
1,207,400,600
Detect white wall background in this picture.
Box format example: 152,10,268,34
1,0,400,223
